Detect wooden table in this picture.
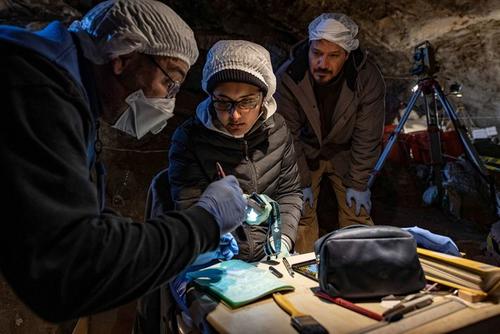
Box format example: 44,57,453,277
205,253,500,334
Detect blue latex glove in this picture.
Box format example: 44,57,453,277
345,188,372,215
196,175,246,235
403,226,461,256
171,233,239,311
192,233,239,266
302,187,314,209
219,232,239,260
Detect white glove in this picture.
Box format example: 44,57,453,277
345,188,372,216
302,187,314,209
269,237,291,259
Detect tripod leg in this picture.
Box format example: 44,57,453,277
434,84,498,217
422,92,444,200
367,87,422,189
434,84,489,177
424,93,444,165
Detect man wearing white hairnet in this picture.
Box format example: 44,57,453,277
276,13,385,253
0,0,245,322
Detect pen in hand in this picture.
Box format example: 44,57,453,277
215,162,226,179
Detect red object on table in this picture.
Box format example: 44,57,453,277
314,291,384,321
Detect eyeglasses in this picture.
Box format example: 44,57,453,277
148,55,182,98
211,93,262,114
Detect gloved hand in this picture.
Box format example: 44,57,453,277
192,233,239,266
219,232,239,260
345,188,372,216
275,239,291,259
302,187,314,209
196,175,246,235
269,237,291,259
172,233,239,310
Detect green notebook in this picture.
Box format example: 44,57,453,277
186,260,294,308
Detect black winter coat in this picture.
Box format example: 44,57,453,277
168,112,303,261
0,38,219,322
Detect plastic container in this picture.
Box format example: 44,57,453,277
406,130,464,164
441,130,464,158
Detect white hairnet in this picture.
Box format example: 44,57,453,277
308,13,359,52
69,0,198,66
201,40,277,115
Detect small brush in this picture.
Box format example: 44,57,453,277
273,293,328,334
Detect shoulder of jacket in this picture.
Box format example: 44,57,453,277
270,112,286,127
1,43,73,87
277,40,309,85
343,48,383,91
357,57,385,90
265,114,290,140
173,116,198,140
365,58,384,81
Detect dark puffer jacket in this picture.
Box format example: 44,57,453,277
168,109,302,261
0,22,221,322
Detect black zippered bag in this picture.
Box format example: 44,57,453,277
314,225,426,299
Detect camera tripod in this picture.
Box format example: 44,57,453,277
367,77,497,213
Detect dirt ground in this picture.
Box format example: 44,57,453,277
1,163,497,334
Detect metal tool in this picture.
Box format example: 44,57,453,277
282,257,294,277
382,294,434,322
269,266,283,278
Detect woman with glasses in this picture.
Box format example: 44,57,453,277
165,40,303,262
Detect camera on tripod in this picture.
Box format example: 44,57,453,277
410,41,439,77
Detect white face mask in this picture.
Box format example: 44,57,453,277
112,90,176,139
